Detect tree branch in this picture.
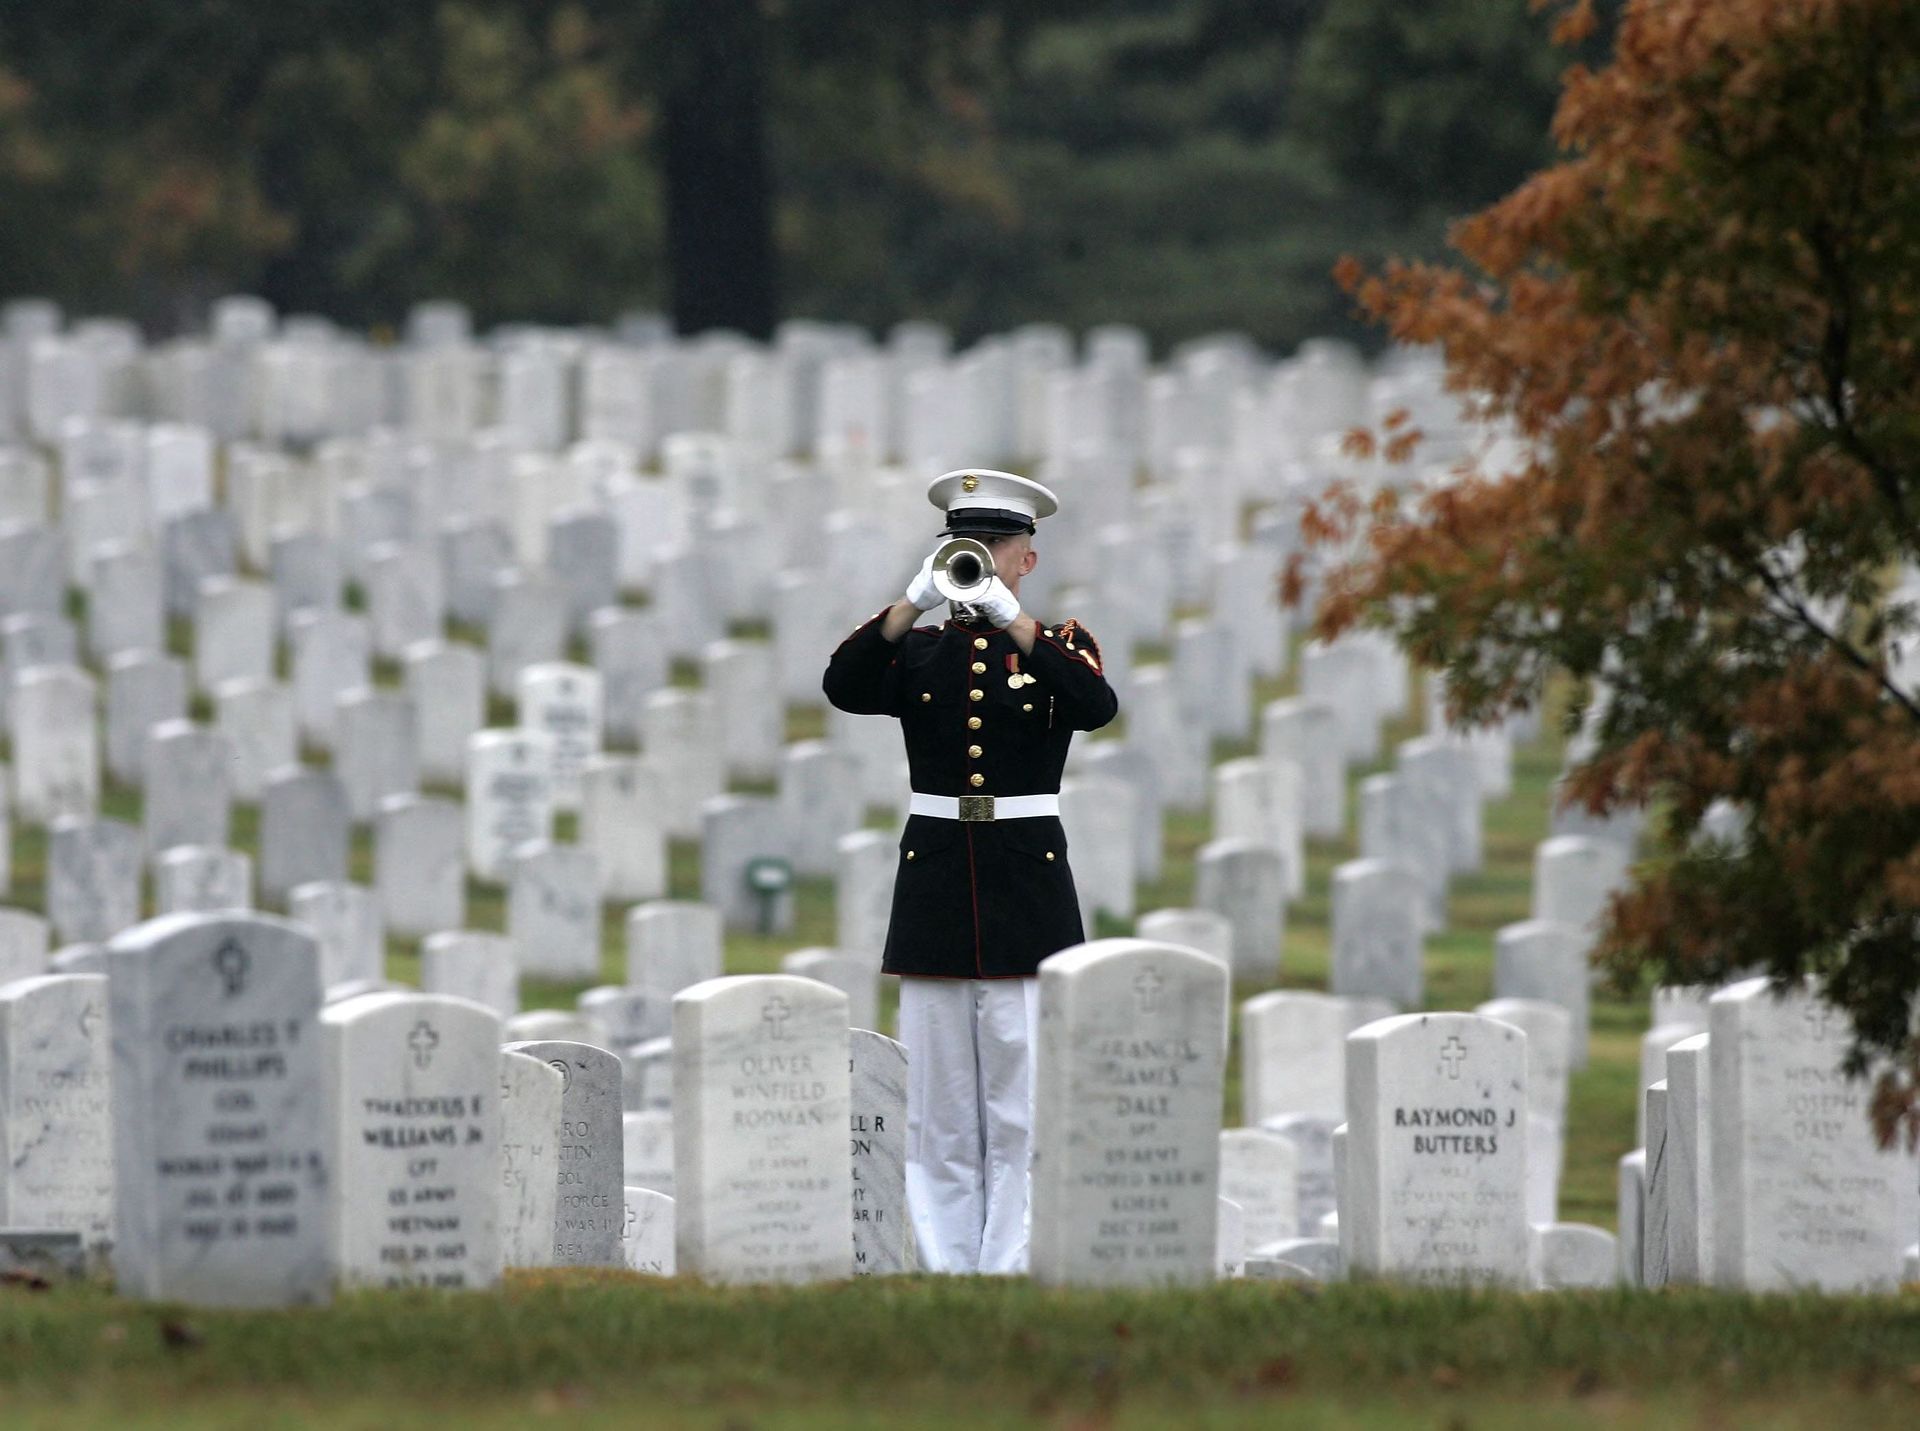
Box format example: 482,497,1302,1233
1750,551,1920,724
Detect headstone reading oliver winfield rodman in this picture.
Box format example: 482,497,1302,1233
672,974,851,1283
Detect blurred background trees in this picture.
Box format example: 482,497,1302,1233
0,0,1575,348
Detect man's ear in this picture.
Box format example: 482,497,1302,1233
1021,546,1039,576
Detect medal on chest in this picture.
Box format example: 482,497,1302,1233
1005,653,1035,689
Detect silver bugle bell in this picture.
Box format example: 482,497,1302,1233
931,536,996,604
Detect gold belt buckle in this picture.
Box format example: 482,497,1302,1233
958,795,995,822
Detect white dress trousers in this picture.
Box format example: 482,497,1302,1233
897,975,1040,1275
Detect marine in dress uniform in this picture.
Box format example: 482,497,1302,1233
822,469,1118,1274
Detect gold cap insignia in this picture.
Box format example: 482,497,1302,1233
961,473,980,493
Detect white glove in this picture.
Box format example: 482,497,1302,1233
904,550,944,611
974,576,1021,628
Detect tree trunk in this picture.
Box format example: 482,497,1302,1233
658,0,778,338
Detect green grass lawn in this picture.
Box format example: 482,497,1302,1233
2,1276,1918,1427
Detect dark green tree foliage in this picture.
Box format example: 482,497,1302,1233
0,0,1572,349
0,2,662,329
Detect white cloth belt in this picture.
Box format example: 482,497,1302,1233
909,791,1059,821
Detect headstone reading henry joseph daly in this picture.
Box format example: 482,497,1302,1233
673,975,851,1284
1030,939,1229,1288
321,992,502,1290
106,912,331,1307
1345,1012,1529,1286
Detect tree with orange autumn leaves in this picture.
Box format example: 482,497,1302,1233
1308,0,1920,1141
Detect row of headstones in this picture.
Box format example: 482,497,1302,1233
2,386,1313,661
2,297,1447,499
15,909,1910,1301
1614,978,1920,1292
0,458,1303,788
0,919,1538,1299
30,886,1583,1234
0,911,918,1303
0,510,1295,910
1119,644,1529,1001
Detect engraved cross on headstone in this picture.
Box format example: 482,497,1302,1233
409,1020,440,1070
1438,1035,1467,1079
213,938,251,998
1133,966,1164,1014
1803,1000,1838,1043
763,996,792,1041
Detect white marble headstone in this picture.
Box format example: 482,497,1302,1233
502,1039,624,1267
507,842,602,981
1330,857,1424,1010
578,755,667,904
517,662,603,813
1344,1012,1529,1286
672,974,852,1284
1030,938,1227,1288
322,992,502,1289
849,1028,908,1276
622,1107,674,1197
1192,839,1284,981
106,912,331,1306
621,1185,676,1275
1217,1128,1298,1253
1710,979,1918,1292
0,973,114,1248
627,901,724,997
374,795,466,938
1492,918,1590,1067
46,817,141,947
420,931,518,1018
1662,1031,1712,1284
498,1048,562,1269
465,729,556,881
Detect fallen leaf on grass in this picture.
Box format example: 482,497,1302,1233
0,1270,50,1292
159,1319,203,1350
532,1384,593,1413
1430,1364,1461,1389
1251,1357,1296,1390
